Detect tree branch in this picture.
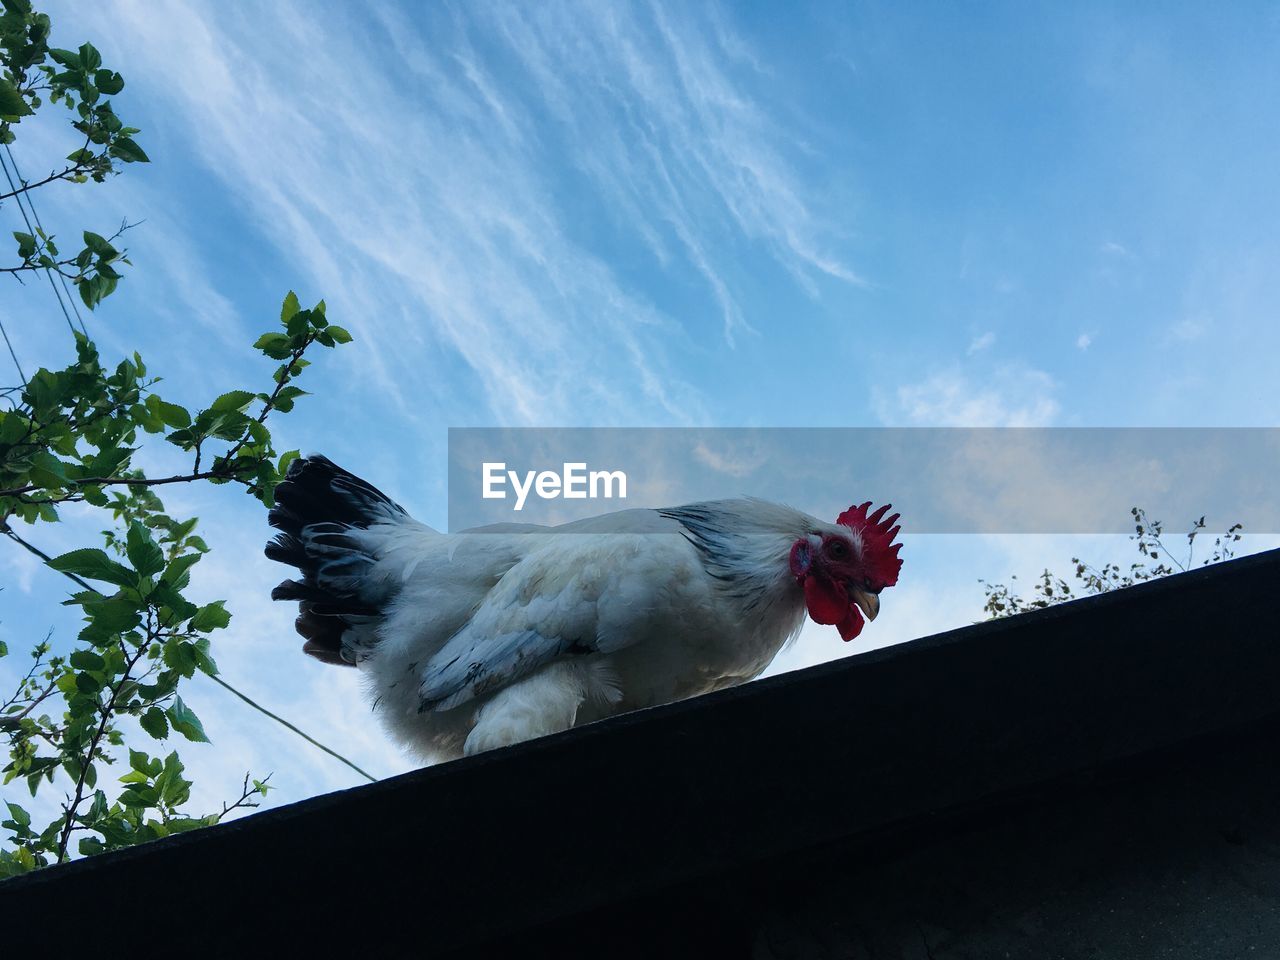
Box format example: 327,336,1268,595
1,630,54,716
1,337,313,501
220,341,310,465
56,615,150,862
0,146,99,202
214,772,271,822
0,164,79,202
2,469,225,499
0,258,84,279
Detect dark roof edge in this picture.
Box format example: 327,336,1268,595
4,548,1279,952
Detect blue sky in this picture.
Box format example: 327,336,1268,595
3,2,1279,815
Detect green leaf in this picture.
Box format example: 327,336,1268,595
191,638,219,676
140,706,169,740
75,671,101,694
163,552,201,590
48,548,136,587
128,749,157,776
4,801,31,831
168,517,199,543
165,428,196,450
95,69,124,95
280,291,301,325
69,649,105,671
162,638,199,678
13,231,36,258
86,444,134,478
49,48,82,69
189,601,231,633
79,277,95,309
82,230,115,255
209,390,255,413
79,42,102,72
253,332,293,359
87,790,109,822
253,331,288,349
109,137,149,163
157,752,191,807
325,325,353,344
144,395,190,428
83,597,142,635
152,582,198,623
0,78,33,119
203,410,250,441
126,522,165,577
0,413,25,445
27,450,68,487
167,696,209,743
272,386,308,413
285,308,312,338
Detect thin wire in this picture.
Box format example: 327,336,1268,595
0,311,26,385
208,675,377,783
3,142,89,335
0,147,82,336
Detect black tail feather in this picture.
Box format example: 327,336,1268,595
266,455,405,666
270,455,404,533
270,578,329,603
264,533,306,568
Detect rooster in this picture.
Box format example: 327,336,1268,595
266,456,902,760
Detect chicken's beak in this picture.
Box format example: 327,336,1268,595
850,586,879,622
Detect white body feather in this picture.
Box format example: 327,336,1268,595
343,502,820,760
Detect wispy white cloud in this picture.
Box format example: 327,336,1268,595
878,365,1060,427
691,438,768,477
967,331,996,355
478,1,863,344
1,542,40,595
68,0,855,425
1076,332,1093,350
70,0,723,429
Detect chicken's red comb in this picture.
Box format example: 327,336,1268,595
837,501,903,588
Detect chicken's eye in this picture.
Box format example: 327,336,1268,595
826,539,850,560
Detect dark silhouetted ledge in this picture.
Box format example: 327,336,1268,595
4,548,1280,958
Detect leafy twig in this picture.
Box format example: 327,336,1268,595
5,523,377,784
55,613,151,862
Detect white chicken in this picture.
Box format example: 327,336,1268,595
266,456,902,760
